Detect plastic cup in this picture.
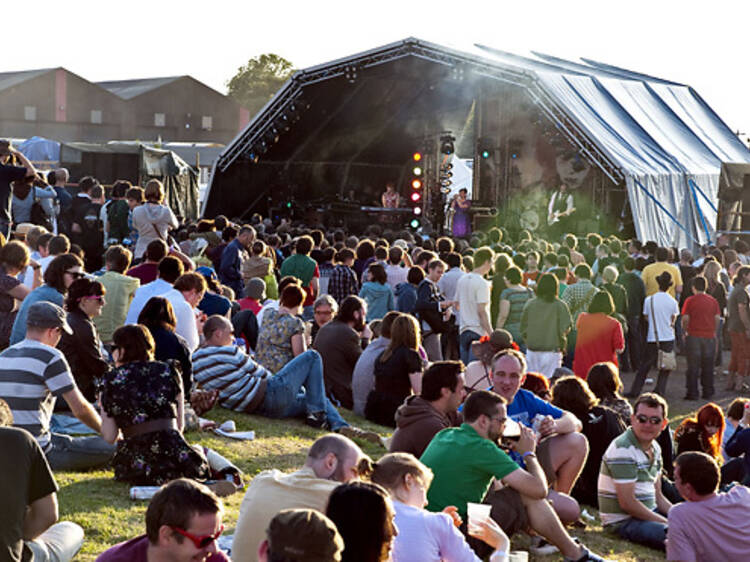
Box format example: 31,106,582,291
466,502,491,532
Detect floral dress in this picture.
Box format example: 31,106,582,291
100,360,210,485
255,309,305,373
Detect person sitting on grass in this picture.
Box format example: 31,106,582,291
192,315,380,440
231,433,369,562
667,451,750,562
0,398,84,562
390,361,466,458
372,452,510,562
257,509,344,562
420,390,607,562
95,478,229,562
598,392,673,551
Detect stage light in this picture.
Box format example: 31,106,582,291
410,192,421,202
413,166,422,176
481,150,490,159
285,201,292,209
413,152,422,162
413,207,422,215
411,179,422,190
440,134,455,155
410,218,420,229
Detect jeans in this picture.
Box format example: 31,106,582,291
46,433,115,472
684,335,715,397
26,521,84,562
0,220,9,240
612,512,667,551
258,350,348,430
628,341,674,397
459,330,481,366
622,315,644,372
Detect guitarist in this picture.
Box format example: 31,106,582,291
547,182,575,240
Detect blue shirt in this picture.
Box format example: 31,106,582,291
507,388,563,427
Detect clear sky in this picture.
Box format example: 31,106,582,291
7,0,749,142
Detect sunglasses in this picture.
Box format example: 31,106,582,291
171,524,224,549
66,270,86,279
635,414,664,426
82,295,105,303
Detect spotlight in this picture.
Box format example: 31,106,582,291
413,152,422,162
413,166,422,176
410,192,421,202
440,134,455,155
410,218,421,229
412,179,422,190
413,207,422,215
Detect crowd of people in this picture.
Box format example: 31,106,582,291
3,138,750,561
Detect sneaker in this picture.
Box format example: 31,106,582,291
305,411,329,430
206,480,239,497
337,425,386,447
564,545,612,562
529,536,559,555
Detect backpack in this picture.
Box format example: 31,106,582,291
106,199,130,243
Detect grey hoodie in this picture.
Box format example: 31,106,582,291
132,202,178,258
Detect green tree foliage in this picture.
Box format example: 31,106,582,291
226,54,295,116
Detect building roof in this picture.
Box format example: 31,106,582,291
96,76,185,99
0,68,55,92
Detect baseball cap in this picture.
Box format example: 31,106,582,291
267,509,343,562
26,302,73,334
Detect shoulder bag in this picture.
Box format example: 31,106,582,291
651,295,676,371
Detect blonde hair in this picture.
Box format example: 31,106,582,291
602,264,619,284
371,453,433,503
703,260,721,285
144,179,165,203
380,314,420,362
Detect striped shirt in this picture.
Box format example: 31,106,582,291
0,339,76,449
192,345,268,413
598,427,662,526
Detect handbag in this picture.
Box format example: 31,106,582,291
650,295,676,371
30,189,53,231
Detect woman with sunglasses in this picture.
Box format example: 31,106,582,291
57,278,109,403
100,325,239,493
9,253,84,346
371,452,510,562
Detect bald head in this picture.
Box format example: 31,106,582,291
305,434,366,483
203,314,233,346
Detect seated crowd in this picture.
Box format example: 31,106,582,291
3,147,750,561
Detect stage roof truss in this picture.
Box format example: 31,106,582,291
216,38,623,185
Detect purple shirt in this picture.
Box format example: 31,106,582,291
667,485,750,562
96,535,230,562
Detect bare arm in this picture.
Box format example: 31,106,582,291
23,493,57,541
496,300,510,329
7,283,31,301
409,371,422,395
62,388,102,434
680,314,690,333
11,149,37,177
177,390,185,433
291,333,307,356
554,411,582,434
478,304,492,336
310,276,319,299
654,474,672,516
614,481,668,524
99,408,121,445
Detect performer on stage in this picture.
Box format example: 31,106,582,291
381,181,399,209
547,182,575,239
451,188,471,238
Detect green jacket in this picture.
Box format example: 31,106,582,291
94,270,140,342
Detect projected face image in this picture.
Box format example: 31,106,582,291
556,151,591,190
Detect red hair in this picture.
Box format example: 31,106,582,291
678,403,724,462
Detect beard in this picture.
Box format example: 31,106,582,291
353,315,366,332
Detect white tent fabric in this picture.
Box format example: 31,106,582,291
471,44,750,247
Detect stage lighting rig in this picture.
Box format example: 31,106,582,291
409,150,424,229
440,134,455,155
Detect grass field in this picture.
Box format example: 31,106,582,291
58,361,738,561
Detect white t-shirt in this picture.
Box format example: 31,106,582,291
164,288,200,352
455,272,490,335
643,291,679,342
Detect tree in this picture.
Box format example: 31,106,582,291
226,54,296,116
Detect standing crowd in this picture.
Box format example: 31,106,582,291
3,139,750,562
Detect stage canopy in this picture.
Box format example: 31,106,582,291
205,38,750,247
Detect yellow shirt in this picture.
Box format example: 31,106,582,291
231,466,338,562
641,262,683,298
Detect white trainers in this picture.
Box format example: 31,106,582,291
529,536,559,555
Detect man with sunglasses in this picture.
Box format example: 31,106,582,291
0,302,115,471
231,433,369,562
598,393,673,551
420,389,608,562
96,478,229,562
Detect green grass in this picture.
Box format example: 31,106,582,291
58,361,738,561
